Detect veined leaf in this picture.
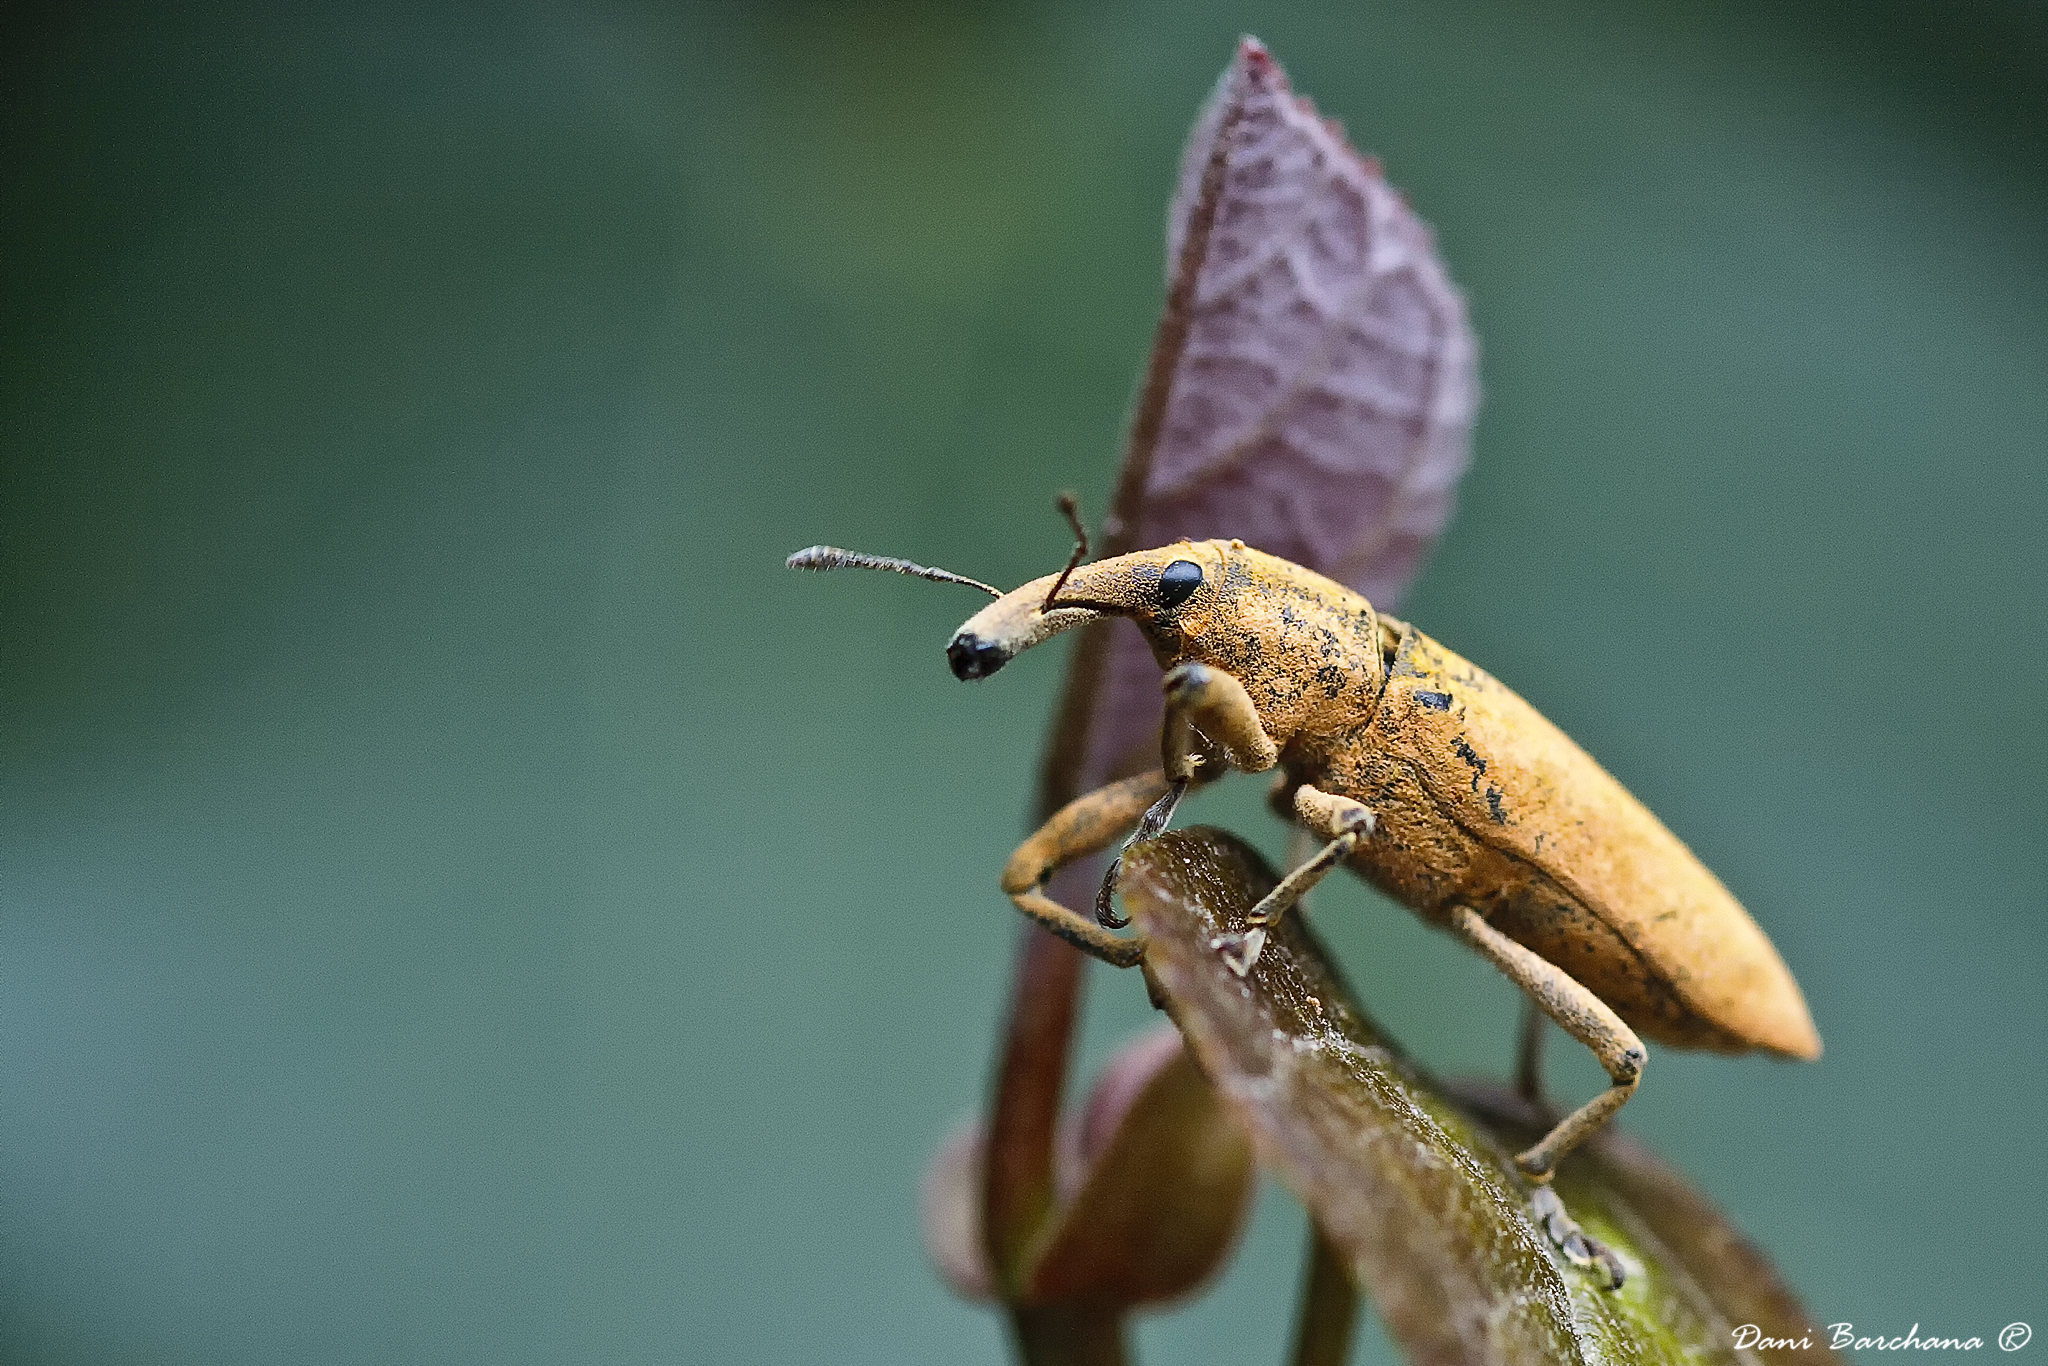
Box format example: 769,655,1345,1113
1120,827,1838,1366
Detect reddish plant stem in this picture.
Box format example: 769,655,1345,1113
1011,1304,1130,1366
981,919,1088,1292
979,57,1250,1366
1034,62,1244,815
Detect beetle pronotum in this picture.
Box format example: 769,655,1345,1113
791,533,1820,1286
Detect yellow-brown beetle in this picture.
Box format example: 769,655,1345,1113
791,533,1820,1281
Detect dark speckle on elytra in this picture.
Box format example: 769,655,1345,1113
1415,690,1451,710
1486,786,1508,824
1450,737,1487,792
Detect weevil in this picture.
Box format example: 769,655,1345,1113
790,533,1820,1286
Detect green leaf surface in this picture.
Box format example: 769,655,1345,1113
1121,828,1839,1366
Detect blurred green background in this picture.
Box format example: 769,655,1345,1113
3,1,2043,1361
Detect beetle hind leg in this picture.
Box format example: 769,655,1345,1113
1450,904,1643,1289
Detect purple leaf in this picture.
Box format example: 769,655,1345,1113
1155,38,1476,602
1048,37,1478,804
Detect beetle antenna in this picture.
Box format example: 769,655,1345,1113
786,546,1003,599
1042,492,1091,612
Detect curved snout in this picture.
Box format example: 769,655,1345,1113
945,568,1101,681
944,552,1187,682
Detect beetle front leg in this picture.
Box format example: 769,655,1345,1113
1160,662,1279,779
1450,905,1642,1287
1001,772,1175,968
1084,662,1282,935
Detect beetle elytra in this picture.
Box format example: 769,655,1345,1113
791,534,1820,1285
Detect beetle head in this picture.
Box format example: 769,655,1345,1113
946,540,1250,681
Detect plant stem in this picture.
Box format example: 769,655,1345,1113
1288,1219,1359,1366
1011,1303,1130,1366
982,925,1087,1293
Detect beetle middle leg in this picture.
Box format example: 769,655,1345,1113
1451,905,1642,1286
1213,783,1375,976
1515,1000,1548,1104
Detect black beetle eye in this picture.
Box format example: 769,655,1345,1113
1157,559,1204,609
